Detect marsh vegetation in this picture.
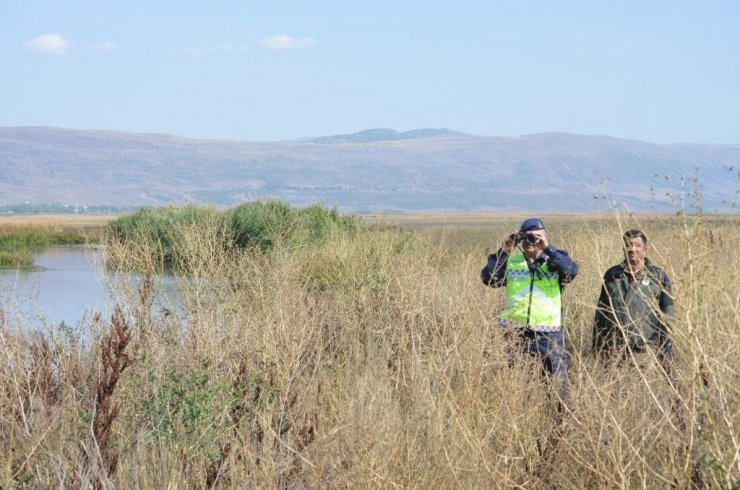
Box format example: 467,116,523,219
0,215,111,268
0,203,737,488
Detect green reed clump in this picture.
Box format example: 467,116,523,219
105,205,224,268
226,200,361,251
0,249,33,267
0,225,87,267
105,201,362,271
0,228,86,249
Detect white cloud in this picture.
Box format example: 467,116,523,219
90,41,118,51
26,33,71,55
260,34,316,51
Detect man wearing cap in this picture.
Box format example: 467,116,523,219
481,218,579,406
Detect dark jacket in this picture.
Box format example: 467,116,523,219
593,259,674,355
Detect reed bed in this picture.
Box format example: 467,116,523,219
0,222,90,267
0,208,737,488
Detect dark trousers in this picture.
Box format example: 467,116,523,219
506,329,570,406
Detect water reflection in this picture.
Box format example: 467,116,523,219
0,245,182,330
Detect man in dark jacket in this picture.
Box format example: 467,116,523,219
593,229,675,360
593,229,687,434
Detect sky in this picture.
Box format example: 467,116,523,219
2,1,739,144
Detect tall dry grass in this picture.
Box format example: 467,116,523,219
0,212,737,488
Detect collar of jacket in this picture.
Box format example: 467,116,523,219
620,257,656,276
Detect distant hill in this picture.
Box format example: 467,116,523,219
310,128,465,144
0,127,737,213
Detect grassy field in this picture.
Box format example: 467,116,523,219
0,213,116,233
0,210,738,488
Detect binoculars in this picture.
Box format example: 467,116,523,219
509,232,538,245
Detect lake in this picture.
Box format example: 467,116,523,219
0,245,181,331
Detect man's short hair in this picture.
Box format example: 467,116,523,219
624,229,648,245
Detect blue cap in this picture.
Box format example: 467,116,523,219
519,217,545,233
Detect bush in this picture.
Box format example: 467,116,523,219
226,200,360,251
105,201,362,272
226,200,296,251
105,205,225,268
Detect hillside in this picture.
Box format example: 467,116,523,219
0,127,737,213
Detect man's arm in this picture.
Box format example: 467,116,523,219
543,245,579,284
481,250,508,287
656,269,675,356
592,277,614,354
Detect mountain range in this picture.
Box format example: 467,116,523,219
0,126,737,213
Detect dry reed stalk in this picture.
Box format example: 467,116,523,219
30,332,60,411
74,306,132,489
137,265,155,343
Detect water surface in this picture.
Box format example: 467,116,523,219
0,245,180,331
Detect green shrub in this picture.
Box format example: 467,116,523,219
295,203,361,244
142,362,226,439
226,200,297,251
226,200,360,251
104,201,362,273
105,205,224,267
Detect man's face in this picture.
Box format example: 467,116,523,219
624,236,648,265
521,230,547,256
522,231,538,250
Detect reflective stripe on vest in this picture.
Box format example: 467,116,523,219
500,254,562,331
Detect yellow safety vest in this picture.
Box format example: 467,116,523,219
500,253,562,332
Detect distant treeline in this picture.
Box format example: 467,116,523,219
0,202,127,214
105,200,362,269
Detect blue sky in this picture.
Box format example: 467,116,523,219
2,1,739,143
